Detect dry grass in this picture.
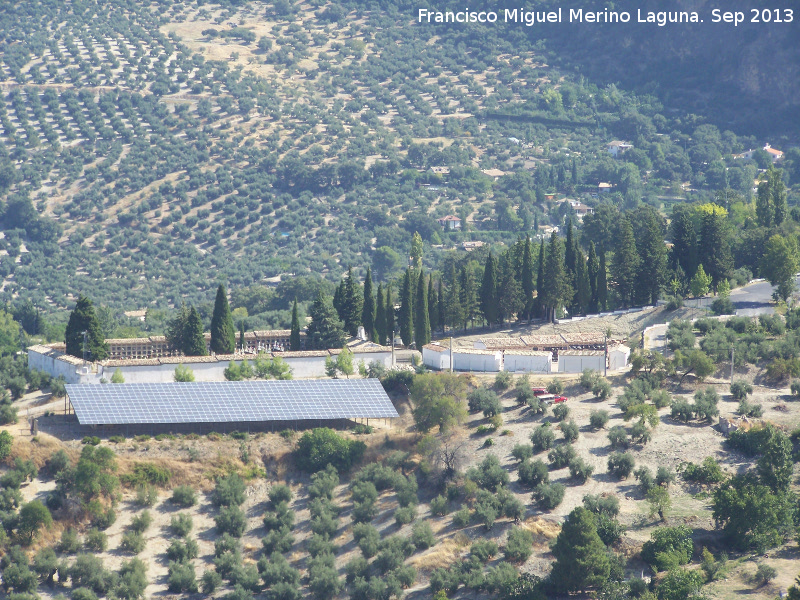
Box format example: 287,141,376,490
520,516,561,542
9,433,74,468
409,532,470,572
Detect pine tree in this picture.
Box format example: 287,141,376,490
414,269,431,347
574,248,591,315
522,237,535,320
698,206,733,291
362,267,376,342
399,269,414,346
375,284,386,345
427,274,438,334
635,210,668,305
166,303,190,354
341,267,364,337
541,232,570,322
535,242,545,317
210,285,236,354
598,250,608,311
290,299,301,351
307,291,346,350
65,295,109,361
185,307,207,356
479,253,498,327
446,264,464,332
385,286,395,344
670,207,697,278
587,242,600,313
611,216,640,307
460,264,477,331
550,507,610,593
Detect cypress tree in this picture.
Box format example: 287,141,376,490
185,307,207,356
770,167,788,225
564,220,576,277
290,299,301,351
479,253,498,327
535,241,545,317
670,207,697,278
306,291,346,350
598,250,608,311
341,267,364,337
460,264,477,331
611,216,640,308
210,284,236,354
427,274,438,334
446,263,463,332
362,267,376,342
497,253,524,323
399,269,414,346
414,269,431,347
698,207,733,292
437,278,445,333
166,303,190,354
587,242,599,313
571,158,578,184
333,278,346,323
375,284,386,345
574,248,591,315
65,295,108,361
635,210,668,305
385,286,395,344
522,237,535,321
541,232,570,322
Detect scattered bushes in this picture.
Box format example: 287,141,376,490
518,459,549,488
169,513,193,537
530,423,555,451
641,525,693,571
559,420,579,442
504,527,534,562
607,452,635,479
468,387,502,417
552,403,569,421
295,428,366,473
535,482,565,510
170,485,197,507
679,457,726,484
589,410,609,429
212,474,246,507
607,426,628,449
548,444,576,469
411,521,436,550
568,457,594,483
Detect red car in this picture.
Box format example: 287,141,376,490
532,388,548,396
553,396,568,403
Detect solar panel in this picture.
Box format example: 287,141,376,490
65,380,399,425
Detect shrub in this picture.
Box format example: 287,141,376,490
630,420,652,445
568,457,594,483
607,452,635,479
607,426,628,449
307,534,335,558
505,527,534,562
548,443,576,469
202,570,223,594
671,398,694,422
212,474,246,507
679,457,726,484
170,513,193,537
752,563,777,587
411,521,436,550
641,525,692,571
494,370,513,390
559,420,579,442
470,539,498,562
452,506,471,528
308,464,339,500
511,443,534,462
530,423,555,451
120,531,145,554
430,495,449,516
215,506,247,537
656,466,676,487
129,511,152,534
738,399,763,418
268,484,293,506
635,466,654,493
166,538,199,562
134,484,157,507
394,505,416,526
791,380,800,397
83,528,107,552
465,454,509,491
583,494,620,517
535,483,565,510
589,410,609,429
262,526,294,554
468,387,502,417
592,378,612,399
59,528,81,554
651,389,672,409
580,369,601,390
353,523,380,558
596,514,625,547
552,403,570,422
167,560,198,593
170,485,197,507
295,428,366,473
547,378,564,394
730,380,753,401
121,463,171,487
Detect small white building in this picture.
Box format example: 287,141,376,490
608,344,631,371
558,350,605,373
452,348,502,372
422,343,451,371
503,350,553,373
607,141,633,157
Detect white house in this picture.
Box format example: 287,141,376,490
607,141,633,157
735,144,784,163
608,345,631,371
437,215,462,231
422,343,451,371
558,350,605,373
503,350,553,373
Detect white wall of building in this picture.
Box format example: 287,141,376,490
558,354,605,373
608,346,631,371
504,354,552,373
422,347,450,371
452,351,501,372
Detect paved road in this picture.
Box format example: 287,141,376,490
728,276,800,316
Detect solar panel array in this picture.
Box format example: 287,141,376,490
65,380,399,425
